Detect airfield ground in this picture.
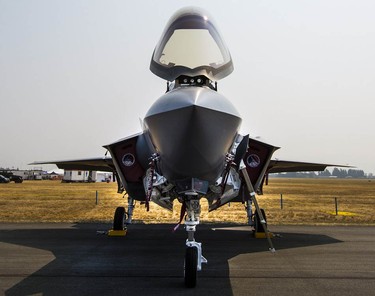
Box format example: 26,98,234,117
1,223,374,296
0,178,374,225
1,179,374,295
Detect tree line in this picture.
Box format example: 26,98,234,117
272,168,373,179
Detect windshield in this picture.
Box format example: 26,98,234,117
150,7,233,81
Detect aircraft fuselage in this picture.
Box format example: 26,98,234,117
144,83,241,186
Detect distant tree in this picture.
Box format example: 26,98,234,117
285,172,298,178
318,169,331,177
273,169,369,179
342,169,349,178
332,168,340,178
331,168,366,178
303,172,317,178
347,169,365,178
332,168,349,178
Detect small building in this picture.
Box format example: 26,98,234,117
62,170,97,183
96,172,113,182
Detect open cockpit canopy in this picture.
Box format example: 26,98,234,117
150,7,233,82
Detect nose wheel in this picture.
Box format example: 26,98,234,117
183,198,207,288
184,246,198,288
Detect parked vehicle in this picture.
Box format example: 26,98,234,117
0,171,23,183
0,175,10,183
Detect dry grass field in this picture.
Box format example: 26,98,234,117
0,178,374,225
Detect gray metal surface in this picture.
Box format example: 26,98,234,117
1,224,374,296
144,87,241,183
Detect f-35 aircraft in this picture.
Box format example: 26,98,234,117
33,7,345,288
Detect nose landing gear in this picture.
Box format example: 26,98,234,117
184,198,207,288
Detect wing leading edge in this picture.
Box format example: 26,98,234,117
30,155,351,177
267,160,352,174
31,157,348,174
30,157,114,172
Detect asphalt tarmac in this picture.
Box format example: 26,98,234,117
0,223,374,296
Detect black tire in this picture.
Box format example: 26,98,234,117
184,247,198,288
254,208,267,233
113,207,126,230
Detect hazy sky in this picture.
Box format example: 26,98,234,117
1,0,374,173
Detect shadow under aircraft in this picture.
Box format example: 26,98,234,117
31,7,349,288
2,224,342,295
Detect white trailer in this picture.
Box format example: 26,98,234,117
96,172,113,182
62,170,97,183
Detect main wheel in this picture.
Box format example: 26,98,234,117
254,208,267,233
184,246,198,288
113,207,126,230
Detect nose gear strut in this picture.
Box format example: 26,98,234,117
184,198,207,288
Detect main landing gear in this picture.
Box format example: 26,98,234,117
109,197,135,237
240,166,275,252
113,206,126,230
184,197,207,288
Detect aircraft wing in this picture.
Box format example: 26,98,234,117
30,158,350,174
266,159,352,174
30,157,114,172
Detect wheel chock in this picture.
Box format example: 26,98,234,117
254,232,274,239
108,229,127,237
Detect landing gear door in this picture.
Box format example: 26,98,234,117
243,138,279,193
104,133,151,200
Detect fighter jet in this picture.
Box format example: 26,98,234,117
32,7,347,288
